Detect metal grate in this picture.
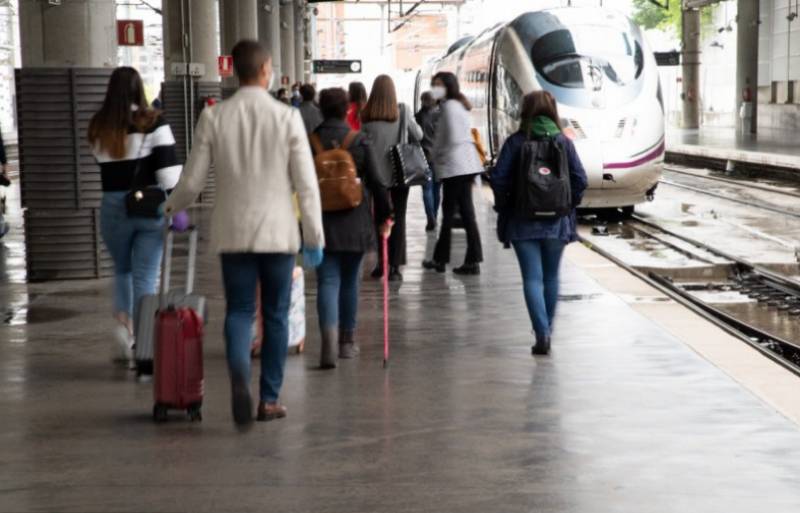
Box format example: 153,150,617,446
24,208,113,281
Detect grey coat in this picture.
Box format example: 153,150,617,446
432,99,483,181
298,101,323,134
361,103,423,188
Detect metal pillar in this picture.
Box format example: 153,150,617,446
280,0,296,85
681,8,701,129
736,0,760,134
220,0,258,89
163,0,219,82
259,0,282,88
19,0,116,67
295,1,307,83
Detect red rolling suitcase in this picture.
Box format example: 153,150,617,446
152,228,205,423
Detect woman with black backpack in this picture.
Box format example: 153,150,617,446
490,91,588,356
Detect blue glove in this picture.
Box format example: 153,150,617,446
302,247,324,269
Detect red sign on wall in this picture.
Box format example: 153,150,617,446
117,20,144,46
218,55,234,78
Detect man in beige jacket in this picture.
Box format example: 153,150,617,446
164,40,324,428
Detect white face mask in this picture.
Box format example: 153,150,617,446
430,86,446,100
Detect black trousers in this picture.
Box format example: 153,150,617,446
375,186,409,268
433,174,483,265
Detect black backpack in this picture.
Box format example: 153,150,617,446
513,136,572,219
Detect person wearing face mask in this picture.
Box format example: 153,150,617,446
291,83,302,108
163,40,325,428
422,72,484,275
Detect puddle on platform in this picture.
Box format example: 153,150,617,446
559,293,604,302
3,306,79,326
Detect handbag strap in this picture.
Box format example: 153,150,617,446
398,103,408,145
309,133,325,155
129,132,149,191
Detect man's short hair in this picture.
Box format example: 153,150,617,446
231,40,270,82
319,88,349,120
299,84,316,102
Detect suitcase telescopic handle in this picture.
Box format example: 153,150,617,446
159,225,199,309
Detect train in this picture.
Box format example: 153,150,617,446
415,7,664,212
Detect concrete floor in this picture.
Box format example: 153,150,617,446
667,127,800,169
2,188,800,512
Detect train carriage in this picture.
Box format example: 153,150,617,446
415,7,664,210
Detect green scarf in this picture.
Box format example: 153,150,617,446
526,116,561,138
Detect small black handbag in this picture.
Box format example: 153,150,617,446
391,104,431,187
125,134,167,218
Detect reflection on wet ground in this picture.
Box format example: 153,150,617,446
4,181,800,511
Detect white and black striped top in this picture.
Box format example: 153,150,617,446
92,115,182,192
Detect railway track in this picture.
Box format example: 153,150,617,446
659,167,800,219
582,214,800,376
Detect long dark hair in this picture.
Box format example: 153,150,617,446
88,67,158,159
361,74,400,123
520,91,562,130
433,71,471,111
348,81,368,106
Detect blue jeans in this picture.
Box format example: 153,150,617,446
512,239,567,340
316,251,364,331
99,192,165,322
423,179,441,222
220,253,295,404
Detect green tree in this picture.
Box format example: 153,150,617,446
631,0,715,36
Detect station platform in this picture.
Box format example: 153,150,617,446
2,188,800,512
666,126,800,171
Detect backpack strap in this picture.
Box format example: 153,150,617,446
341,130,359,151
309,133,325,155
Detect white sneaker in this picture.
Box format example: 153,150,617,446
111,325,134,364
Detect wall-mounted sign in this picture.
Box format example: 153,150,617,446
654,51,681,66
218,55,234,77
313,60,362,74
117,20,144,46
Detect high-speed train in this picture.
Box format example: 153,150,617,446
415,7,664,211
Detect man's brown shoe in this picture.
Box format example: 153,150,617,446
257,402,287,422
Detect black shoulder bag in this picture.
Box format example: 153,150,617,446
125,134,167,218
391,104,431,187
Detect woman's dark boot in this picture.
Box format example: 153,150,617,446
370,265,383,279
320,327,338,369
339,329,360,359
453,263,480,275
388,266,403,282
422,260,446,273
532,336,551,356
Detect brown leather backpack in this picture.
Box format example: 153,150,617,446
309,131,364,212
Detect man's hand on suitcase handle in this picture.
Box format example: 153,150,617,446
302,247,324,269
170,210,191,232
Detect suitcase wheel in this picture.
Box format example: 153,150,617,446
187,403,202,422
153,403,169,423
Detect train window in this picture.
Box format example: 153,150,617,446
502,71,522,119
532,27,644,89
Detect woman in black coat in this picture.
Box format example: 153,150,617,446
312,88,394,369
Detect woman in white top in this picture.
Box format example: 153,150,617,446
423,71,484,275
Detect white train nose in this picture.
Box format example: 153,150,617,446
572,139,605,189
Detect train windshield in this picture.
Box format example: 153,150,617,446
532,25,643,90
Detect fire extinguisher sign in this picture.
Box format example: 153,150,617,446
117,20,144,46
219,55,234,78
